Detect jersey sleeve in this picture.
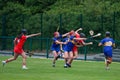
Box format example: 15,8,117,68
53,38,57,42
70,36,74,40
59,35,62,39
63,38,66,42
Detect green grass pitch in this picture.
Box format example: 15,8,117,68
0,56,120,80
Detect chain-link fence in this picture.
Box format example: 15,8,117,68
0,12,120,60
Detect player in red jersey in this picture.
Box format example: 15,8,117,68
72,28,84,59
70,28,92,58
2,29,41,69
68,28,92,66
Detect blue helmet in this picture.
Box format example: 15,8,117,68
105,31,110,37
21,29,27,34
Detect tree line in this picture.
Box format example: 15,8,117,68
0,0,120,40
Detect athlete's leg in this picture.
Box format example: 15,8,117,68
66,51,74,67
21,51,27,67
52,51,58,67
72,46,78,59
70,47,78,65
106,57,112,69
64,51,69,63
5,53,19,63
73,51,78,59
2,53,19,66
63,51,69,68
105,51,112,70
69,51,78,65
68,51,74,64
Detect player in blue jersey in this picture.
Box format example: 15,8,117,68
62,32,86,68
98,31,115,70
63,35,75,68
51,31,69,67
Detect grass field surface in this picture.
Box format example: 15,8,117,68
0,56,120,80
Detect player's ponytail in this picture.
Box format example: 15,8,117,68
17,33,23,39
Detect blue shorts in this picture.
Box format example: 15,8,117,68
64,49,72,53
104,47,112,57
63,47,73,52
51,47,60,52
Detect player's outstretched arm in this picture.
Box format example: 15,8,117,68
112,43,115,48
74,38,86,40
55,40,66,45
75,44,83,47
62,32,69,37
98,43,102,46
26,33,41,38
76,42,93,47
75,28,82,33
84,42,93,45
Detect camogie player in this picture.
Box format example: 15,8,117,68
51,31,69,67
68,29,92,66
72,28,93,59
2,29,41,69
98,31,115,70
63,32,86,68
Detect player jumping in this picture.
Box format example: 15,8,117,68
98,31,115,70
2,29,41,69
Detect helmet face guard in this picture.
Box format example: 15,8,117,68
21,29,27,35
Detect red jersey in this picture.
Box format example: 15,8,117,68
72,32,84,53
14,35,27,54
14,35,27,49
75,32,84,44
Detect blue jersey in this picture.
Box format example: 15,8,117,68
51,35,62,52
64,36,75,52
100,37,115,57
62,37,69,50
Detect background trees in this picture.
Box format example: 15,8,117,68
0,0,120,40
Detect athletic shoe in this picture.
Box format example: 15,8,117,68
66,63,71,68
64,64,67,68
105,59,107,64
52,64,55,67
22,66,28,69
106,67,110,70
2,61,6,67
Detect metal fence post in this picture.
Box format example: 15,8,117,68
101,14,104,37
12,37,14,56
46,38,49,58
21,14,24,29
2,14,6,50
113,12,115,39
84,46,87,61
59,14,62,34
80,14,83,27
29,38,33,51
40,13,43,51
